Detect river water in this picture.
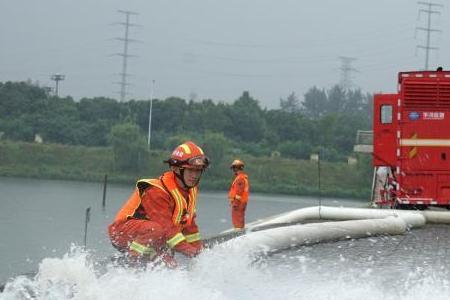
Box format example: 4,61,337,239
0,177,449,299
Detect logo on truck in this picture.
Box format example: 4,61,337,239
408,111,420,121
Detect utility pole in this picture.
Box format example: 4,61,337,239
147,80,155,149
113,10,138,102
338,56,357,90
416,1,443,70
50,74,65,97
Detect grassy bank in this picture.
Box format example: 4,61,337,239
0,141,372,200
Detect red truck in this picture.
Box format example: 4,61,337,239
373,68,450,209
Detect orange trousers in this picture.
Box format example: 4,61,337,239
108,219,176,266
231,200,247,229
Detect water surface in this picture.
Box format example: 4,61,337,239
2,177,448,300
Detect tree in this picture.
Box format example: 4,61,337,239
185,99,231,133
0,81,47,118
109,122,148,172
226,91,266,142
37,97,80,144
301,86,328,119
152,97,187,133
278,140,311,159
201,131,231,166
280,92,300,113
265,110,299,142
344,89,365,115
0,79,374,161
327,85,346,114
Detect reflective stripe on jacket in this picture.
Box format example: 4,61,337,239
113,171,199,226
228,172,249,203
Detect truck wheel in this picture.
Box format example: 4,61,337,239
393,202,406,210
415,204,428,211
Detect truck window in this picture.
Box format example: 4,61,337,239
381,105,392,124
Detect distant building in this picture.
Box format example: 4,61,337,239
34,134,43,144
310,153,319,161
347,156,358,165
271,151,280,158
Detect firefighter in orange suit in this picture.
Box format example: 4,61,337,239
228,159,250,231
108,141,209,267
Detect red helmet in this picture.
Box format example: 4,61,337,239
165,141,209,169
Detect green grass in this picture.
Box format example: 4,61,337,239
0,140,372,200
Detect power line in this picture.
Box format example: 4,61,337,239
182,23,414,50
416,1,443,70
173,38,415,66
113,10,139,102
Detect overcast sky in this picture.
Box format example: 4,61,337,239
1,0,449,108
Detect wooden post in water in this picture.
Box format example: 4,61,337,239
318,148,322,218
102,174,108,209
84,207,91,248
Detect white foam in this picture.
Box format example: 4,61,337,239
1,244,449,300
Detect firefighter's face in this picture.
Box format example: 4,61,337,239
171,166,203,188
182,167,203,187
231,166,240,175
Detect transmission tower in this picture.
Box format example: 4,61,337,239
113,10,138,102
416,1,443,70
338,56,358,89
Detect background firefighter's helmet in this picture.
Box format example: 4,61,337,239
165,141,209,169
230,159,245,169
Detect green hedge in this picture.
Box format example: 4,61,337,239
0,140,372,200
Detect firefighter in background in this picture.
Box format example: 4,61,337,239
108,141,209,267
228,159,250,231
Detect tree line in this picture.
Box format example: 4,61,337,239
0,81,373,171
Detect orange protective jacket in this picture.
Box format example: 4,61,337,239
111,171,201,251
228,172,249,204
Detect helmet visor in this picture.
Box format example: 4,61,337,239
181,155,210,169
